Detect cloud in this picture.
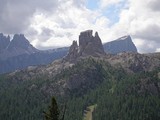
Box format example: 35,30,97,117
156,48,160,52
103,0,160,53
0,0,160,53
29,0,103,49
126,0,160,53
0,0,58,34
147,0,160,11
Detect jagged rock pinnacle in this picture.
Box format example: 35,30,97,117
65,40,78,62
0,33,10,52
65,30,105,62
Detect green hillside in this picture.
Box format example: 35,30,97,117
0,58,160,120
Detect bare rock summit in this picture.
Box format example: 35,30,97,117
65,30,105,62
0,33,10,52
103,35,137,54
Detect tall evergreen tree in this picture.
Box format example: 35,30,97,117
44,97,60,120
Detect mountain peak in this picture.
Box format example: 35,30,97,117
13,34,25,39
118,35,131,41
95,31,99,37
64,40,79,62
65,30,105,62
8,34,34,51
12,34,29,44
1,34,38,58
0,33,10,52
104,35,137,54
79,30,105,57
79,30,93,37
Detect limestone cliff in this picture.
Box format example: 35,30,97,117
65,30,105,62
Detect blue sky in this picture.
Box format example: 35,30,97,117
86,0,127,26
86,0,99,10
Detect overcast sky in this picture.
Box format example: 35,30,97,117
0,0,160,53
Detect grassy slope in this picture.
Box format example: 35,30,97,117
83,104,97,120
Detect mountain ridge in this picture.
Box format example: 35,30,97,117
0,31,137,74
0,34,68,74
103,35,137,54
7,30,160,89
0,30,160,120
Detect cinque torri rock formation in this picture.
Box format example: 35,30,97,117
8,30,107,80
8,30,160,84
0,31,138,74
65,30,105,62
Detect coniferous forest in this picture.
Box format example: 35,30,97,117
0,58,160,120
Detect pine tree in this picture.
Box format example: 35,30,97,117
44,97,60,120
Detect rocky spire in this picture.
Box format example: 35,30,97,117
78,30,105,57
65,40,78,62
7,34,37,52
64,30,105,62
0,33,10,52
8,34,30,49
79,30,93,54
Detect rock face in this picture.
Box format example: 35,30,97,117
65,41,78,62
79,30,105,56
6,31,160,93
0,34,68,74
0,33,10,52
7,34,37,52
103,35,137,54
1,34,38,59
65,30,105,62
107,52,160,73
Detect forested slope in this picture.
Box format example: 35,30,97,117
0,58,160,120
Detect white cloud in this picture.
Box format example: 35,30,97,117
127,0,160,52
156,48,160,52
103,0,160,53
0,0,59,34
0,0,160,53
27,0,112,49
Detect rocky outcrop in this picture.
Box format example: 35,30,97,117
0,31,139,74
5,31,160,95
0,34,38,60
0,33,10,52
146,52,160,60
103,35,137,54
65,30,105,62
6,34,38,57
64,41,78,62
7,34,37,52
0,34,68,74
79,30,105,56
107,52,160,73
